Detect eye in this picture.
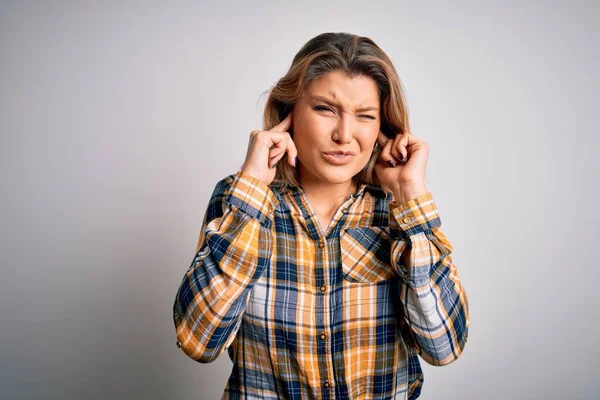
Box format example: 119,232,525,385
314,105,334,113
314,105,376,120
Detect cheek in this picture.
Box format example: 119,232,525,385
304,116,329,135
296,119,328,148
359,131,379,152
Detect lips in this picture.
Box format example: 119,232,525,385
322,151,356,165
323,151,356,156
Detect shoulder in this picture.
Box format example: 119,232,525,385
352,184,392,228
361,183,392,210
208,173,236,199
212,172,287,211
364,183,390,201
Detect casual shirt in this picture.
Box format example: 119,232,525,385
173,170,470,399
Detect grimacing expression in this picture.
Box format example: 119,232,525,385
292,70,381,185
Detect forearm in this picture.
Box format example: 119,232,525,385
395,230,470,366
388,192,470,366
174,209,270,363
173,171,277,363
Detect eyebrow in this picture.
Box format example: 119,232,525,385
309,95,379,112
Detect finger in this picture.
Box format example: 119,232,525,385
271,134,299,168
377,130,389,148
402,131,423,154
269,149,283,160
269,150,283,168
402,132,429,162
268,136,288,168
268,120,298,165
394,134,409,161
269,133,299,168
378,136,397,167
389,134,403,161
286,136,298,167
266,130,291,149
269,109,293,133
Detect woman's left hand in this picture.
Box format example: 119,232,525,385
373,130,430,204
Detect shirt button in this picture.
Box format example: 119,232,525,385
403,217,412,223
176,340,182,348
320,333,326,340
342,208,348,214
319,285,326,293
318,241,325,248
324,381,331,389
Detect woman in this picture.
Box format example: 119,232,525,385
173,32,470,399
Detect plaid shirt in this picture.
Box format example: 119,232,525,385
173,170,470,399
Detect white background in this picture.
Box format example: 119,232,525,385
1,1,598,398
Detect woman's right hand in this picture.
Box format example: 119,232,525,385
240,110,298,185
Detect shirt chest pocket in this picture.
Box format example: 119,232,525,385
339,226,397,283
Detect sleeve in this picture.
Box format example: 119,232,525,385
172,170,278,363
388,192,470,366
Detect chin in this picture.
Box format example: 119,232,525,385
317,164,360,183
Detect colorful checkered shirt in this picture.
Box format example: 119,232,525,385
173,170,470,399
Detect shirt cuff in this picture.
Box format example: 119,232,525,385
224,170,279,225
388,192,442,238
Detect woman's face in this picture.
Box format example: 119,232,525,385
292,70,381,187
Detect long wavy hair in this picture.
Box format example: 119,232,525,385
260,32,411,190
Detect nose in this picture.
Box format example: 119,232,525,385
332,111,354,144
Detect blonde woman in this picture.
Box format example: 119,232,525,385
173,32,470,399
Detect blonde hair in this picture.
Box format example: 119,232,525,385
260,32,411,190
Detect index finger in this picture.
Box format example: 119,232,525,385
270,110,293,132
377,130,390,147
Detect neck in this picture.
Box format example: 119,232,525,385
299,174,357,212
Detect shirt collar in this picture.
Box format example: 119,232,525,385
270,180,388,199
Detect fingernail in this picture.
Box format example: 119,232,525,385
293,157,297,167
272,160,278,168
401,156,407,163
387,160,396,167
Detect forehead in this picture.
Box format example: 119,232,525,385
304,70,380,106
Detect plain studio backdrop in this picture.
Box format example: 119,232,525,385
1,1,598,399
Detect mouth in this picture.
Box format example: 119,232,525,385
322,151,356,165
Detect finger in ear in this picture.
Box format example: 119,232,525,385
379,137,397,165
